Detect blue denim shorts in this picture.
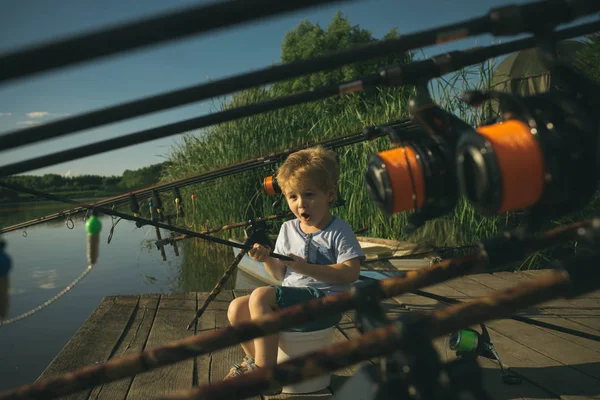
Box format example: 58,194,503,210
272,285,342,332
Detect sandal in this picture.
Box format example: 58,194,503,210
223,356,283,396
245,359,282,396
223,356,255,381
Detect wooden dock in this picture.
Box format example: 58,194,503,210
34,270,600,399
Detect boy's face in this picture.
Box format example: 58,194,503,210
283,182,335,231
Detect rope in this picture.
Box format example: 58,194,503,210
0,264,95,326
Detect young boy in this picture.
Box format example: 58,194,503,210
224,146,365,389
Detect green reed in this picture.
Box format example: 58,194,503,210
160,53,591,270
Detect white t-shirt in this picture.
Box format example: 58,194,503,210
273,216,365,295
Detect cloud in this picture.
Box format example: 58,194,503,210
0,112,11,116
26,111,50,118
64,169,71,177
16,120,42,126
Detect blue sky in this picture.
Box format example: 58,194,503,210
0,0,595,177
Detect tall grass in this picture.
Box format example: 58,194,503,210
161,53,591,271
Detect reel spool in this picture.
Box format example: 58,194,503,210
364,86,471,233
364,132,454,216
448,324,521,385
263,175,280,196
456,64,600,229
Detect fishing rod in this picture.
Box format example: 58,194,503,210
154,190,355,248
1,215,595,399
0,0,597,152
411,288,600,342
365,19,600,235
0,0,346,86
154,210,293,248
163,253,598,400
0,181,294,261
2,18,599,179
0,117,412,235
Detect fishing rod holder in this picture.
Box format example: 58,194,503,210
336,280,489,400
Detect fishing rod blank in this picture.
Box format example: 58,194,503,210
0,118,411,234
2,241,598,400
1,0,598,152
3,19,599,179
0,180,293,261
0,0,347,86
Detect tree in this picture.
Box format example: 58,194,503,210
277,11,410,93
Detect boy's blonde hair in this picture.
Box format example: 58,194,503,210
276,145,339,196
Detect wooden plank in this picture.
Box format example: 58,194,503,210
522,270,600,299
468,272,600,334
209,291,262,400
37,295,138,400
325,322,358,398
389,288,558,400
446,276,600,378
90,294,160,400
126,292,197,399
418,280,600,399
455,272,600,353
194,292,214,387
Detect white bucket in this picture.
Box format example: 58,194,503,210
277,326,334,394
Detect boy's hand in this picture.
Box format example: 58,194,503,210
284,253,309,273
248,243,271,262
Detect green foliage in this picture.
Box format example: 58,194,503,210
118,163,167,190
163,13,597,270
163,12,496,250
575,33,600,83
0,163,168,202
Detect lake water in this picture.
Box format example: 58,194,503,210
0,200,238,391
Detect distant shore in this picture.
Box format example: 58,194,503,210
0,191,122,205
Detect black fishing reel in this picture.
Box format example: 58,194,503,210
335,281,491,400
244,220,275,250
455,58,600,232
364,86,471,234
448,324,521,385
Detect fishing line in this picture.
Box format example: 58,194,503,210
3,19,599,179
0,181,294,261
1,1,598,153
0,117,410,235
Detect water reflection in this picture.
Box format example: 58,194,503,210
0,201,242,391
177,236,238,292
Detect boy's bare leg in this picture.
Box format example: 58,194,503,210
227,295,255,359
248,286,280,367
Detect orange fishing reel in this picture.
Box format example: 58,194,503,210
364,87,472,233
263,175,280,196
456,65,600,229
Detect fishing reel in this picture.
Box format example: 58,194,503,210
335,281,490,400
262,172,347,209
448,324,521,385
364,86,472,234
263,174,281,196
455,58,600,232
244,220,275,250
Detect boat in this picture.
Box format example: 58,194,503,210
231,236,436,290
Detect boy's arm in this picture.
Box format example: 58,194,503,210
263,256,287,281
285,256,360,285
